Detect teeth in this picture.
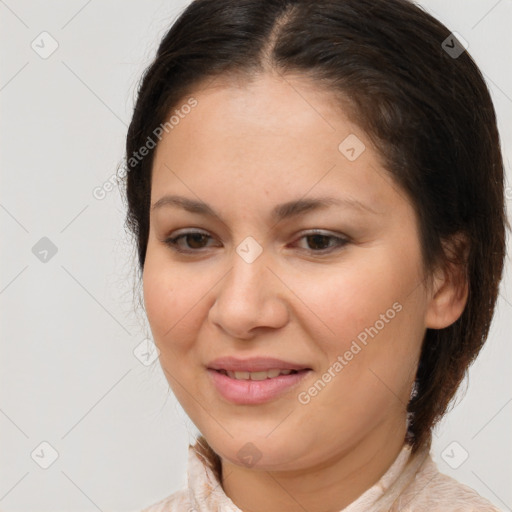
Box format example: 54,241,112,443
225,369,297,380
248,371,268,381
229,371,250,379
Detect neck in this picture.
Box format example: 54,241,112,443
220,416,408,512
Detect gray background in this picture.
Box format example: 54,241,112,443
1,1,511,511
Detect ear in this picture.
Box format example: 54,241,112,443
424,233,469,329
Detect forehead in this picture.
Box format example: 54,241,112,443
150,73,402,216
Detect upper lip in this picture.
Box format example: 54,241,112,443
207,356,311,372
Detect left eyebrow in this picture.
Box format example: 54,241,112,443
151,194,379,221
271,196,379,220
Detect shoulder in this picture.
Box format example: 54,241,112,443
140,488,191,512
394,453,502,511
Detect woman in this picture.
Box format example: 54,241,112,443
122,0,507,510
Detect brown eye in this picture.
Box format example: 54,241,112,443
164,230,216,252
183,233,210,249
295,231,349,253
305,234,332,250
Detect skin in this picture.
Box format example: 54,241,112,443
142,72,467,512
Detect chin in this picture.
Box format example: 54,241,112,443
204,432,310,470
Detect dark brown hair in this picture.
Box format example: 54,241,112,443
122,0,508,473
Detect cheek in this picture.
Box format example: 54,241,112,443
296,255,425,391
296,262,411,348
328,286,423,412
142,264,175,338
142,255,203,356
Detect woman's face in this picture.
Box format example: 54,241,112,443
143,73,437,470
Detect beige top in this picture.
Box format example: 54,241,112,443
142,440,502,511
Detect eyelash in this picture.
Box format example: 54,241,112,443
163,229,349,255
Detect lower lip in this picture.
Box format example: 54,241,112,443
207,369,311,405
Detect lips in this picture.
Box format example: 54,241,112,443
220,368,298,380
206,357,312,404
207,356,311,373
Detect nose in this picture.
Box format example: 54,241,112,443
208,242,290,340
